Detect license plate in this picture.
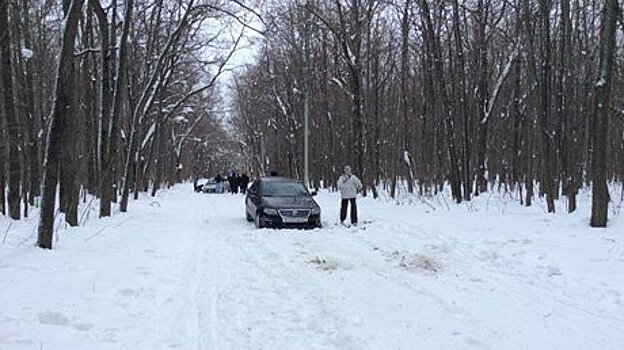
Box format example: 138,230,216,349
282,216,308,223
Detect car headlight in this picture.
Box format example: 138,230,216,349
311,207,321,215
263,208,278,215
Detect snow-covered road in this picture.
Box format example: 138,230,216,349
1,186,623,349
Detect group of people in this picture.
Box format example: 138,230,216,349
193,172,250,194
225,173,250,194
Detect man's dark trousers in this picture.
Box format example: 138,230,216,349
340,198,357,224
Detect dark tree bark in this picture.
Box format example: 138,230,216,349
0,0,22,220
37,0,85,249
558,0,578,213
520,0,538,207
399,0,413,194
151,120,165,197
59,1,80,226
451,0,471,201
590,0,618,227
91,0,114,217
475,0,490,196
539,0,556,213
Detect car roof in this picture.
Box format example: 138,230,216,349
259,176,302,183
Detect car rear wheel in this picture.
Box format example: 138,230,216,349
246,209,253,222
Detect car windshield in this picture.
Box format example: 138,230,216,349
262,182,309,197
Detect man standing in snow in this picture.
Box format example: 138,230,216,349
239,173,250,194
337,165,362,226
227,173,236,194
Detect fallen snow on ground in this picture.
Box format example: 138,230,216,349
1,185,623,349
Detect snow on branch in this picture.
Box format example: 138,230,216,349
481,43,519,125
174,116,205,157
274,92,290,119
21,48,34,59
140,123,157,151
330,77,354,99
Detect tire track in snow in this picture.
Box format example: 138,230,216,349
159,192,222,350
203,195,359,350
193,195,221,350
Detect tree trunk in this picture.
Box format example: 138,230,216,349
539,0,556,213
0,0,22,220
521,0,537,207
451,0,471,201
59,19,79,226
475,0,490,196
111,0,135,213
399,0,413,194
590,0,618,227
37,0,85,249
151,120,165,197
91,0,114,217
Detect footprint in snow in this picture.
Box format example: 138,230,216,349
307,256,351,271
73,323,94,331
38,311,69,326
398,253,443,274
117,287,152,298
381,250,444,274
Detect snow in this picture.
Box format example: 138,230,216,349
192,82,206,91
173,116,189,123
1,186,623,349
140,123,156,150
275,93,289,118
21,48,34,59
346,44,356,66
330,77,345,90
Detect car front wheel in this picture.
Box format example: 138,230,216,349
246,209,253,222
254,210,265,228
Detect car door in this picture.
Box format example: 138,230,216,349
246,180,260,216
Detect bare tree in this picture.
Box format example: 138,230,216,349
38,0,85,249
0,0,22,219
590,0,619,227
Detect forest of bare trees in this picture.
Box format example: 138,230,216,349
0,0,250,248
231,0,624,226
0,0,623,250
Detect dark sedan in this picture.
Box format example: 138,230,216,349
245,177,322,229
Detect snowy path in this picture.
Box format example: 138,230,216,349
1,186,623,349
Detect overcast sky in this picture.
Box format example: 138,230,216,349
219,1,265,101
